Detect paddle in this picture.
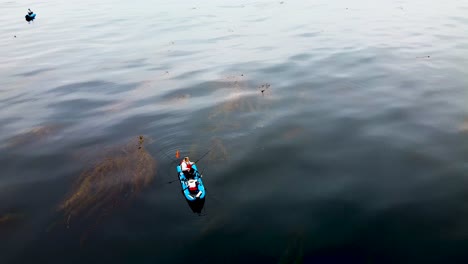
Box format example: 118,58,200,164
166,179,179,184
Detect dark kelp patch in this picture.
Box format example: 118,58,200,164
57,136,156,243
207,137,229,161
6,124,62,148
0,211,24,235
0,212,22,226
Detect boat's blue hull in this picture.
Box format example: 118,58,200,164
176,164,206,201
25,14,36,22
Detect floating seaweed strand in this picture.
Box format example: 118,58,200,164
57,136,156,243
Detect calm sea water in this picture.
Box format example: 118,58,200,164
2,0,468,263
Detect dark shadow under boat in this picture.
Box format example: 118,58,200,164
186,198,205,214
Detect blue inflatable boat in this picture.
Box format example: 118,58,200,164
176,163,206,201
25,13,36,22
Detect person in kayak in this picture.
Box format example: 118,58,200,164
181,157,195,179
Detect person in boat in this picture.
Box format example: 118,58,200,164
25,9,35,22
181,156,195,179
187,178,199,194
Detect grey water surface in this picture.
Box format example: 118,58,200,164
1,0,468,263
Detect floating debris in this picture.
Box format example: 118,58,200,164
57,136,156,242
